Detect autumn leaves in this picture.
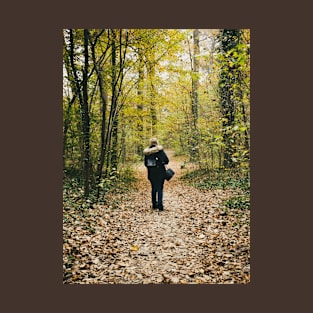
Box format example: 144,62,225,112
63,154,250,284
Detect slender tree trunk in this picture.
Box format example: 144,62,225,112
62,94,76,168
63,33,78,169
191,29,199,128
241,101,250,150
81,29,91,197
111,116,119,170
136,48,144,155
148,65,157,135
95,79,109,198
90,34,110,199
189,29,200,161
120,126,126,163
110,29,128,171
110,29,118,170
68,29,87,180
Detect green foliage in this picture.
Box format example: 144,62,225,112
63,29,250,199
223,195,250,211
182,167,250,191
216,29,250,169
63,164,137,211
97,165,137,194
182,165,250,220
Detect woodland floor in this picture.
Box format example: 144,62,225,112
63,151,250,284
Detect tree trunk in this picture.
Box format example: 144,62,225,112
191,29,199,128
149,66,157,135
190,29,200,161
241,101,250,150
136,48,144,155
218,29,241,168
110,29,128,170
81,29,91,197
63,33,78,169
68,29,90,185
109,30,119,171
89,33,110,199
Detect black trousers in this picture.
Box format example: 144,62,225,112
149,178,165,207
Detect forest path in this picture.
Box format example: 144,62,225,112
64,150,250,284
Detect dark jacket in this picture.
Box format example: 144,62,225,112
144,145,169,182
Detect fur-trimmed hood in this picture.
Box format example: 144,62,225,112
143,145,163,156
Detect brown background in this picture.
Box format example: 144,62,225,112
2,0,311,312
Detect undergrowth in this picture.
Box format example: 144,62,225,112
182,168,249,190
63,165,137,212
181,167,250,211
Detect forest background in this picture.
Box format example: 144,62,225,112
63,28,250,205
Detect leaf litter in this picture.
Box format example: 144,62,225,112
63,152,250,284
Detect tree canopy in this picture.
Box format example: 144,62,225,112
63,29,250,200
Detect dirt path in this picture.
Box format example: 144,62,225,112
63,150,250,284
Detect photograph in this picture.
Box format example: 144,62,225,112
62,29,250,284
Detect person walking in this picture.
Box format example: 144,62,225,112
143,138,169,211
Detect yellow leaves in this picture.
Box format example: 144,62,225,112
130,245,139,251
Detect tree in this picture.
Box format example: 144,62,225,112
191,29,200,128
190,29,200,161
89,29,110,198
72,29,93,197
63,28,250,201
136,45,145,155
66,29,92,197
218,29,244,169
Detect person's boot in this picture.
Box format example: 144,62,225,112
152,202,158,209
158,203,164,211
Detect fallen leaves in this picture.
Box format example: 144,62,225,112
130,245,139,251
63,152,250,284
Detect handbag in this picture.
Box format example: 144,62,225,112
165,167,175,181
